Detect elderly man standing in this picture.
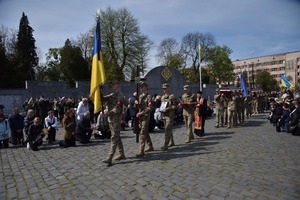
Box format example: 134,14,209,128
160,83,177,150
102,81,126,165
135,81,154,157
180,85,196,143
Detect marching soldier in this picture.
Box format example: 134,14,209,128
102,81,126,166
180,85,196,143
227,92,236,129
135,81,154,157
214,89,226,127
160,83,176,150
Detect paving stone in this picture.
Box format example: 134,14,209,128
1,113,300,199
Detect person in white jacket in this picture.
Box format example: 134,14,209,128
76,98,89,123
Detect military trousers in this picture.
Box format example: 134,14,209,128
183,114,193,140
215,108,224,126
139,116,153,149
162,114,174,146
108,115,124,156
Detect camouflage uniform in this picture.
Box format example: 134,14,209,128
227,93,236,128
136,82,154,157
244,95,252,119
161,83,176,150
102,82,126,165
181,85,196,143
214,90,226,127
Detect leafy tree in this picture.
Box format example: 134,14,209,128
180,32,216,83
206,45,234,84
255,71,277,92
13,12,39,87
100,7,153,81
60,39,89,87
156,38,184,69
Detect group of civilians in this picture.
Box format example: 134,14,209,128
0,97,94,150
268,92,300,136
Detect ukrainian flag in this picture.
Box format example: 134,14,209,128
90,20,106,113
280,74,294,89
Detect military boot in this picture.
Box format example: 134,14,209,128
102,155,113,165
185,137,191,143
136,136,146,157
114,154,126,160
114,141,126,160
168,138,175,147
145,145,154,152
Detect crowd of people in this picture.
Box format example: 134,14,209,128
1,84,299,164
268,90,300,135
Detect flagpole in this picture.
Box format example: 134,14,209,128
96,9,104,115
199,44,202,91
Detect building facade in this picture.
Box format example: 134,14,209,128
232,51,300,89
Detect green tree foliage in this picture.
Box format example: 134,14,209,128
206,45,234,84
60,39,89,87
255,71,277,92
0,26,18,88
13,12,38,87
180,32,216,83
100,7,153,81
156,38,184,69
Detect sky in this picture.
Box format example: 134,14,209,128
1,0,300,69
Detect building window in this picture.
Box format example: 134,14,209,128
297,58,300,62
271,61,276,65
264,69,269,72
279,60,286,64
280,67,285,71
272,75,277,78
271,68,277,71
256,63,261,67
264,62,268,66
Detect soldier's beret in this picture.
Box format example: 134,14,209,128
140,81,148,87
162,83,169,89
183,85,189,90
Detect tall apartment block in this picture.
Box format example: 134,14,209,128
232,51,300,89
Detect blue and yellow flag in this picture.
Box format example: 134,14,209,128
90,20,106,113
239,73,248,96
280,74,294,89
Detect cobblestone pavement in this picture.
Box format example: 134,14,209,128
1,113,300,200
